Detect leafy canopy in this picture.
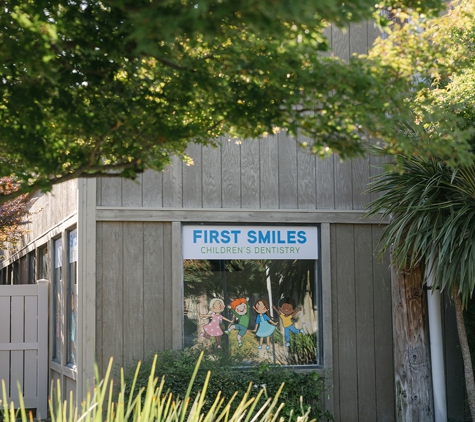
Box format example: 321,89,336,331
367,0,475,168
365,0,475,306
0,177,32,254
0,0,445,199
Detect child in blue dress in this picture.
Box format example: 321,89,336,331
252,298,278,350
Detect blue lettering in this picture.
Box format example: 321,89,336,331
221,230,230,244
297,231,307,244
248,230,257,244
277,231,285,244
210,230,220,243
193,230,203,243
259,231,271,243
231,230,241,243
287,231,296,244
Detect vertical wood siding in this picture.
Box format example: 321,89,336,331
93,22,400,421
96,220,397,420
95,21,386,211
331,224,395,422
96,222,181,373
1,180,78,261
442,297,468,421
97,133,386,211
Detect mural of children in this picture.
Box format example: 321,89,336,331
226,297,250,347
273,297,304,347
199,298,232,349
252,298,278,350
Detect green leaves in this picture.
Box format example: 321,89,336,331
367,156,475,306
365,0,475,167
0,0,455,199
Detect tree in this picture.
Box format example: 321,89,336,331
0,0,445,200
367,157,475,419
364,1,475,418
0,177,32,256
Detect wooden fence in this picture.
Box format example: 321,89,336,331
0,279,48,419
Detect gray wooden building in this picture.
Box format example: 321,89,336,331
0,21,467,422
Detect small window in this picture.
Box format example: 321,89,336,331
19,255,27,284
66,228,78,367
7,265,13,285
28,251,36,284
53,237,63,362
38,245,48,280
12,261,19,285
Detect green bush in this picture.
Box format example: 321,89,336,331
122,347,333,421
1,351,325,422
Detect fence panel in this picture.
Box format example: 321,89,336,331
0,280,49,419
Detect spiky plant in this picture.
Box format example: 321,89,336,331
1,351,319,422
366,155,475,418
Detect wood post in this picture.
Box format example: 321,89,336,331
391,264,434,421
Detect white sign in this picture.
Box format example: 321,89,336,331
69,229,78,263
183,225,318,259
54,240,63,269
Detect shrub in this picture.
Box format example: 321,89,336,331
122,347,333,421
1,350,331,422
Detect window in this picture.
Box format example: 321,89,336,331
67,228,78,366
38,245,48,280
19,255,27,284
13,261,19,285
7,265,12,285
53,237,63,362
183,225,322,366
28,251,36,284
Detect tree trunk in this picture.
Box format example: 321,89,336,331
392,264,434,421
453,285,475,418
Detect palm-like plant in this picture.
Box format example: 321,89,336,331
366,155,475,418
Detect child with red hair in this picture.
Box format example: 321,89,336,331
226,297,250,347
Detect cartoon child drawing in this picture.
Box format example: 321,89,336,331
252,298,278,350
273,297,304,347
199,298,232,349
226,297,250,347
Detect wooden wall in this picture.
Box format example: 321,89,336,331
1,180,78,263
96,21,384,211
96,136,387,211
93,21,399,420
331,224,394,422
95,220,395,421
95,221,182,372
26,180,78,244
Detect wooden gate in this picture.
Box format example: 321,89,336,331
0,279,48,419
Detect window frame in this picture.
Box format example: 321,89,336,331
66,227,78,368
52,236,63,364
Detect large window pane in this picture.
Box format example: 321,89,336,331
53,238,62,362
67,229,78,366
184,258,321,366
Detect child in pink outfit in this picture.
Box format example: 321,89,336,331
199,298,232,348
